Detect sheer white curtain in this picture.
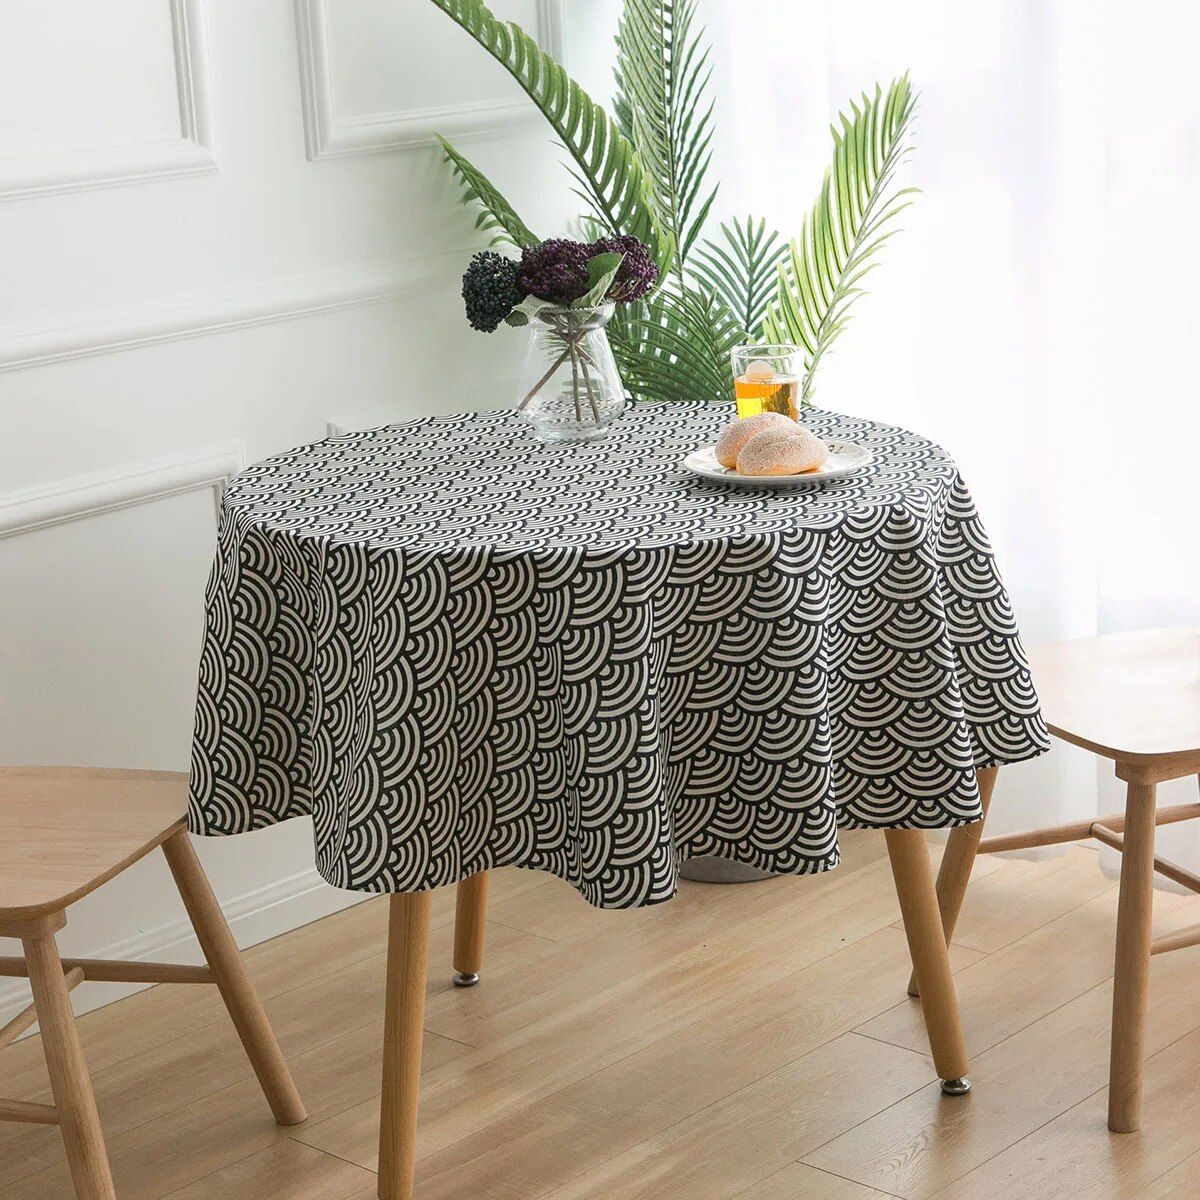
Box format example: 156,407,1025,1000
571,1,1200,846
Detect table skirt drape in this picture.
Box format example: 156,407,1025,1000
189,404,1049,907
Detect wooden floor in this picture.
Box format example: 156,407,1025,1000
4,832,1200,1199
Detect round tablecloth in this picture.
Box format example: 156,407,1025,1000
188,402,1049,907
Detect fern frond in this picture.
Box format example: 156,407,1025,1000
437,136,538,248
614,0,718,271
430,0,673,274
691,216,789,341
763,74,918,399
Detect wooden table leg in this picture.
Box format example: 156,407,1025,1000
379,891,432,1200
23,923,117,1200
886,828,971,1093
452,871,489,987
1109,778,1156,1132
907,766,999,996
162,830,306,1126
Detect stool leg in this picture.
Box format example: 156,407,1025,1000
23,925,116,1200
886,828,971,1094
1109,780,1156,1133
907,767,999,996
452,872,488,987
161,830,306,1125
379,891,432,1200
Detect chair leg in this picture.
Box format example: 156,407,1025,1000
161,830,306,1126
379,891,432,1200
1109,780,1157,1133
452,872,488,987
886,828,971,1093
908,766,998,996
22,925,116,1200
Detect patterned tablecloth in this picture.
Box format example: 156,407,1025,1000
188,402,1049,907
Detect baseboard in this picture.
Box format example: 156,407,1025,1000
0,867,369,1037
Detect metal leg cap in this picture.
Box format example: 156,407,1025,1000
940,1077,971,1096
452,971,480,988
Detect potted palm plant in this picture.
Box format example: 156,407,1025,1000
434,0,917,412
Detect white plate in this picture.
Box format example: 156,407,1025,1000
683,441,874,488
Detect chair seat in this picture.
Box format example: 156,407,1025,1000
1029,628,1200,764
0,768,187,923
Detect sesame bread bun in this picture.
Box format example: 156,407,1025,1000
736,426,829,476
714,412,797,469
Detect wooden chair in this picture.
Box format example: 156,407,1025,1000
0,767,306,1199
910,628,1200,1133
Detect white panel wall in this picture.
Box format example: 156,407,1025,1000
0,0,570,1026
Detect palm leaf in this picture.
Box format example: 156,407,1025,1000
612,285,741,405
763,74,918,399
429,0,673,274
613,0,718,271
437,136,538,248
691,216,789,341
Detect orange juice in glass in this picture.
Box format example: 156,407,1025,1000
730,344,804,418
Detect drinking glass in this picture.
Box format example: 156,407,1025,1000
730,344,805,418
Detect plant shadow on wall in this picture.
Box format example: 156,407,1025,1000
431,0,918,407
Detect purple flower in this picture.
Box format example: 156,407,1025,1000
517,238,595,305
517,235,660,307
590,234,659,301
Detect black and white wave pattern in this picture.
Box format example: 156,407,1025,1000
189,403,1049,907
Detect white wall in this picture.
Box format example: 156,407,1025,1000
0,0,572,1026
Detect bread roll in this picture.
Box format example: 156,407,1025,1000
736,426,829,476
715,412,797,469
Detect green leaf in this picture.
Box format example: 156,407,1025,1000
503,294,549,327
691,216,790,341
575,252,625,308
429,0,673,275
437,135,538,248
614,0,718,273
763,74,919,400
611,283,741,405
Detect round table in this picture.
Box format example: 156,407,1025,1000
188,402,1049,1199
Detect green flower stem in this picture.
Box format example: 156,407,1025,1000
568,335,584,422
578,349,602,422
518,343,574,411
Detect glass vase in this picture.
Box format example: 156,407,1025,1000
516,303,626,442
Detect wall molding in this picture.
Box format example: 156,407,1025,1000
0,0,216,201
0,442,245,540
295,0,563,159
0,255,456,374
0,865,368,1036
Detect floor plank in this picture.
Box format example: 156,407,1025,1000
805,937,1200,1197
858,880,1199,1057
733,1161,897,1200
160,1140,377,1200
926,845,1115,953
931,1023,1200,1200
1142,1148,1200,1199
534,1034,931,1200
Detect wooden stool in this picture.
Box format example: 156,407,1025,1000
0,767,306,1199
911,628,1200,1133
